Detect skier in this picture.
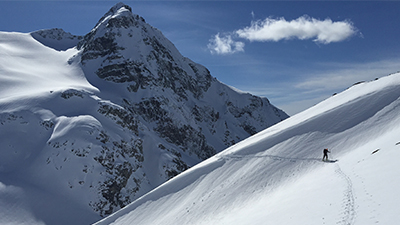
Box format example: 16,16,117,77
322,148,330,161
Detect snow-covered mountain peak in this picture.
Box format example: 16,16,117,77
91,2,144,33
102,2,133,19
77,2,216,101
0,3,288,224
107,2,132,14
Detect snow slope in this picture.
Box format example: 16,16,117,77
95,72,400,225
0,32,96,101
0,32,102,225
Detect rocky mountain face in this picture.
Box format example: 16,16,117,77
0,2,288,220
31,28,82,51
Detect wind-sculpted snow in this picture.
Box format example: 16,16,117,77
0,3,288,224
95,73,400,225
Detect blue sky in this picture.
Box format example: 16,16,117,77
1,1,399,115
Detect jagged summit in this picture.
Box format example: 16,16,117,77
77,2,214,101
91,2,143,33
107,2,132,14
78,2,147,56
103,2,133,18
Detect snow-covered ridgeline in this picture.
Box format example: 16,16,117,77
95,73,400,225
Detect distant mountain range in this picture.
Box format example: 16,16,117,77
0,2,287,224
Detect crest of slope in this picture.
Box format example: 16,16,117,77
95,72,400,225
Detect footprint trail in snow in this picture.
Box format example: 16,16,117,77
335,164,356,225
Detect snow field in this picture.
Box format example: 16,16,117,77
0,32,97,102
95,73,400,225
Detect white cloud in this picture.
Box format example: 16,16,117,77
236,15,357,44
207,33,245,55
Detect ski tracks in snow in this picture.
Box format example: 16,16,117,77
220,153,358,225
220,154,322,163
334,164,356,225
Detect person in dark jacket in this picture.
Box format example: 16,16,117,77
322,148,330,161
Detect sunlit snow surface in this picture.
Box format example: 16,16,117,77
0,32,101,225
96,74,400,225
0,32,97,100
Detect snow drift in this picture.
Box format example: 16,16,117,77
95,72,400,225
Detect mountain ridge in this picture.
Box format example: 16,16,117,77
95,72,400,225
0,2,287,223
